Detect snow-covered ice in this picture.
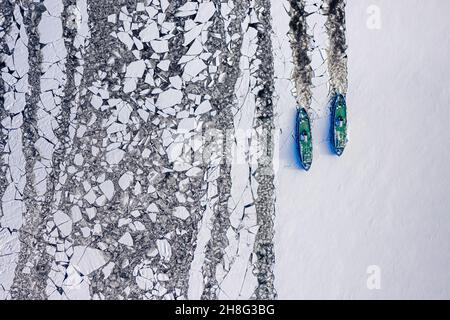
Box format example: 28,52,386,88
272,0,450,299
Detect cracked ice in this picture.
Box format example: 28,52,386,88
0,0,280,300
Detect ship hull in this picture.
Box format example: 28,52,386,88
297,107,313,171
331,94,348,156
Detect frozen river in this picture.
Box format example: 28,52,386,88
1,0,449,300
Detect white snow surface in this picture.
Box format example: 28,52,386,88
272,0,450,299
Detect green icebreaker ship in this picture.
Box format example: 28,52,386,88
331,94,348,156
297,107,313,171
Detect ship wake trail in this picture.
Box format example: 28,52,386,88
9,0,86,300
324,0,348,96
189,0,277,300
252,0,277,300
289,0,313,108
196,0,248,300
7,0,48,300
0,0,25,300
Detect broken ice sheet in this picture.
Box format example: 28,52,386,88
118,171,134,190
195,2,216,23
150,39,169,53
119,232,134,247
139,22,159,42
156,239,172,261
182,58,207,81
156,88,183,108
99,180,115,200
53,211,73,237
195,100,212,115
125,60,146,78
70,246,106,275
173,206,190,220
